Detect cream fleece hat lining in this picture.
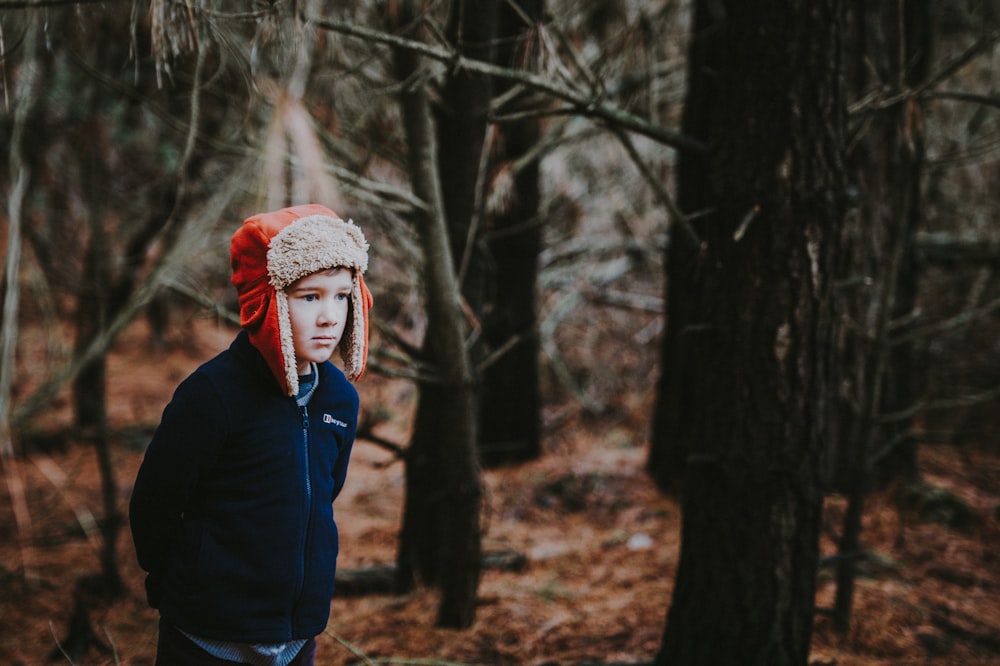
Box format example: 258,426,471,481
267,215,370,394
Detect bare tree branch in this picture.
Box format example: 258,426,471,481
0,0,123,8
849,30,1000,115
879,383,1000,424
307,13,707,155
891,294,1000,346
164,280,240,326
922,89,1000,109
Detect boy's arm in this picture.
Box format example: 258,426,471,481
330,389,360,501
128,372,227,604
331,429,355,502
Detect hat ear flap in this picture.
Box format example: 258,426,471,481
341,273,373,381
274,289,299,396
239,290,270,330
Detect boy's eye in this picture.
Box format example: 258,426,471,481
303,294,319,302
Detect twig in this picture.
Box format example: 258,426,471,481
327,631,376,665
585,287,664,314
2,455,37,582
32,453,102,550
922,89,1000,109
610,125,701,251
48,621,76,666
878,383,1000,424
101,625,121,666
356,425,407,461
849,31,1000,116
891,294,1000,345
539,290,605,414
164,280,240,326
476,332,526,374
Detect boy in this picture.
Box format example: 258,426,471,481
129,204,373,666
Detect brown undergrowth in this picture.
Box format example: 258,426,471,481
1,320,998,665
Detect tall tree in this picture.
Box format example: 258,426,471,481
832,0,932,632
436,0,496,314
387,1,484,629
655,1,846,664
477,0,545,466
433,0,545,468
647,0,722,496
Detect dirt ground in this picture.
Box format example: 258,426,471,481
1,319,999,665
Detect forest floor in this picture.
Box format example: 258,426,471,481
1,318,999,666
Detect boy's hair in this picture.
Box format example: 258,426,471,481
230,204,372,394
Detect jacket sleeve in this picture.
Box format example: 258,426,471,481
331,427,355,503
330,384,359,502
128,370,228,606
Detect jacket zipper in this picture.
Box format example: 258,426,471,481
291,404,313,635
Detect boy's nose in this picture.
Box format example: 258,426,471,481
319,302,339,325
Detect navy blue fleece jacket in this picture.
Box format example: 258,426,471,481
129,331,357,642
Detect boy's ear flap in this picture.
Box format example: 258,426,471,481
359,273,373,376
342,273,373,381
239,290,270,331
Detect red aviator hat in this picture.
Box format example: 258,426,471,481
230,204,373,395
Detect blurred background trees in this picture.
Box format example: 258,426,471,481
1,0,998,662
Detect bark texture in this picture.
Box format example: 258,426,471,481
656,1,846,663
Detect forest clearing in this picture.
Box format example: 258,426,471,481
1,318,997,665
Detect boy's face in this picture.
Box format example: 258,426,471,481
285,267,353,375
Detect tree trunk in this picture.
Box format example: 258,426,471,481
74,123,125,595
71,38,111,434
656,2,845,664
647,0,721,497
833,0,931,490
478,0,544,467
388,1,484,629
437,0,495,311
832,0,931,632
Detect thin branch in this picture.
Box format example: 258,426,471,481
868,426,919,465
922,89,1000,109
610,126,701,251
0,0,124,7
356,421,407,461
164,280,240,326
891,294,1000,346
32,453,102,549
476,332,526,374
878,383,1000,425
539,290,605,414
371,317,423,363
849,30,1000,115
923,31,1000,91
586,287,664,314
307,14,707,155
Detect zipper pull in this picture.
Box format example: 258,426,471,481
300,405,309,429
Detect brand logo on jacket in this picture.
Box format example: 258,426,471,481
323,413,348,428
